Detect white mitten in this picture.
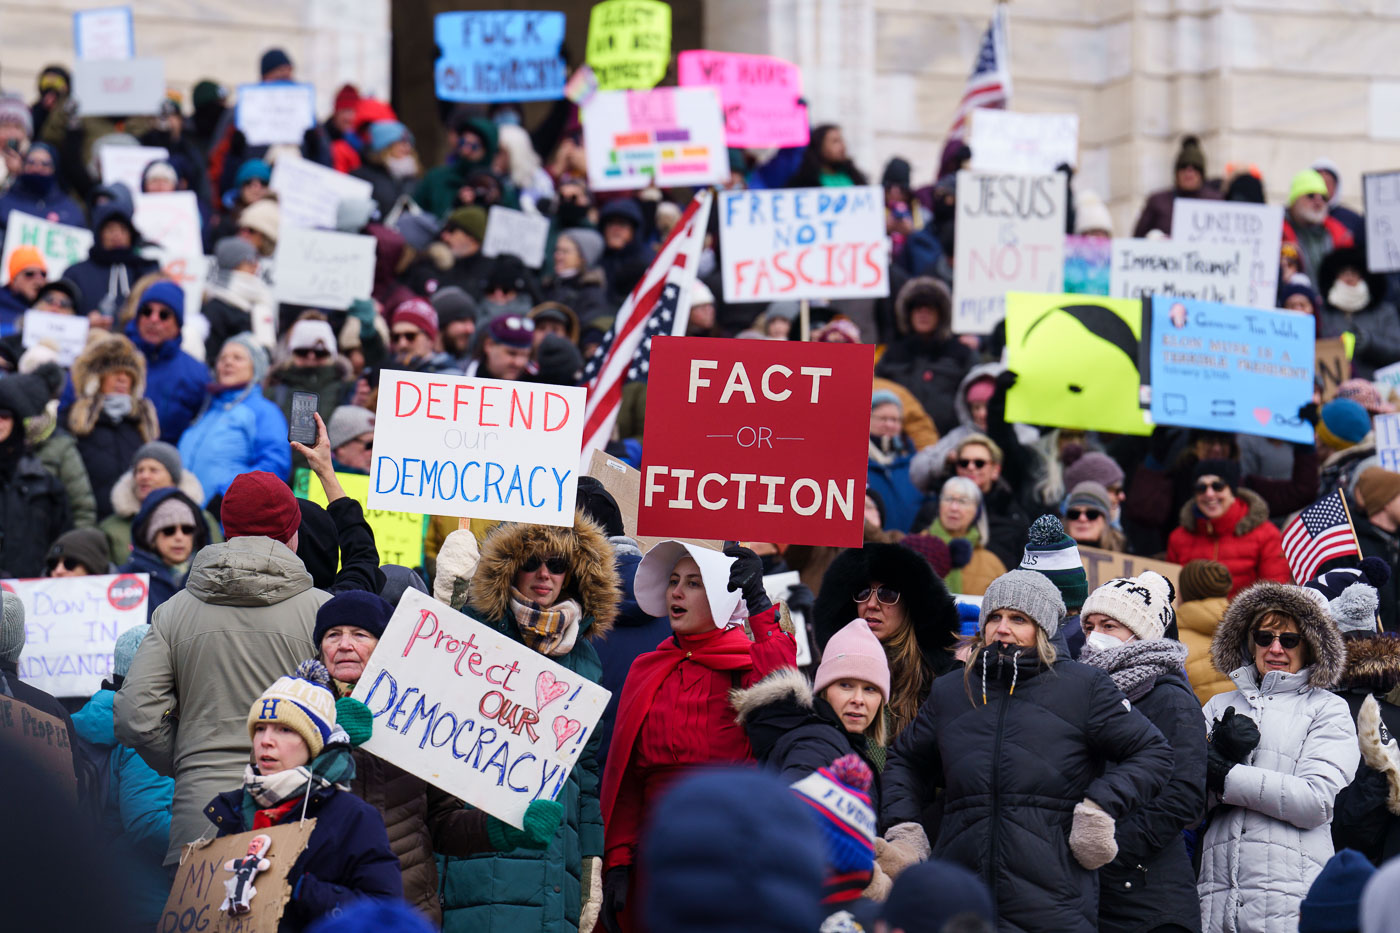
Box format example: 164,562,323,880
579,855,602,933
875,821,930,880
1068,799,1118,870
1358,694,1400,815
434,529,481,608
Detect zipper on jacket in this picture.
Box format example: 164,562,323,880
988,687,1010,903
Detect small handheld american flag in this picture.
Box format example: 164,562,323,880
948,3,1012,139
1281,489,1360,584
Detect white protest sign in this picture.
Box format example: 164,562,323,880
481,206,551,268
72,58,164,116
98,145,167,196
3,573,150,697
0,214,93,285
762,571,811,666
370,371,586,526
969,110,1079,174
22,310,90,366
718,186,890,303
155,252,211,359
270,154,375,231
351,589,610,828
1375,361,1400,404
1170,198,1282,309
1109,239,1250,304
236,82,316,146
1377,413,1400,473
272,227,375,310
583,87,728,192
1364,171,1400,274
133,191,201,253
952,170,1067,334
74,7,134,61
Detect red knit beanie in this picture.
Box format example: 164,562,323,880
221,471,301,544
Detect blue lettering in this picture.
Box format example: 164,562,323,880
484,462,505,503
436,460,459,499
374,457,399,494
465,725,498,767
505,465,525,504
462,461,481,502
363,669,397,717
423,460,442,496
387,687,420,732
258,698,279,719
452,718,477,758
429,711,460,748
534,760,562,800
403,694,442,747
506,752,536,792
552,467,571,511
483,741,510,786
398,458,420,495
527,466,547,507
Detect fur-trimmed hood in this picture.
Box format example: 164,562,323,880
1211,581,1347,689
72,332,147,399
731,666,812,725
466,511,619,638
108,467,206,519
1338,632,1400,696
1177,486,1271,537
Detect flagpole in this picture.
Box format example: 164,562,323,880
1337,485,1384,632
799,299,810,342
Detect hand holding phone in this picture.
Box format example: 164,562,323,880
288,391,319,446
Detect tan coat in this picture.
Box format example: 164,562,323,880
955,546,1007,597
1176,596,1232,705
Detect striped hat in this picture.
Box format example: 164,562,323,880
247,659,338,758
1019,515,1088,611
790,754,877,905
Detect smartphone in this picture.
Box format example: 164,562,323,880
289,391,319,446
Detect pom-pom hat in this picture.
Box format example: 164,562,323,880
247,659,338,758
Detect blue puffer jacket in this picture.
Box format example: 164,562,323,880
71,688,175,928
117,486,210,617
178,384,290,504
867,438,926,533
124,321,208,444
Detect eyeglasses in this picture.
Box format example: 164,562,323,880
521,555,568,574
157,524,197,538
1253,630,1302,650
391,330,422,344
139,305,173,322
351,437,373,451
461,138,484,152
853,585,900,606
1066,508,1103,521
957,458,989,470
1194,480,1228,494
39,295,73,310
293,347,331,360
16,269,45,280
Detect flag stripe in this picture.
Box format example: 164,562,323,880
948,6,1011,139
1281,489,1358,583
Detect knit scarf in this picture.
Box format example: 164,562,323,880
929,520,979,594
239,740,356,828
510,588,582,657
1080,638,1188,702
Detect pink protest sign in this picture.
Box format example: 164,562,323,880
678,50,809,149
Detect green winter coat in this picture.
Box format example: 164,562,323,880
34,427,97,528
98,469,220,565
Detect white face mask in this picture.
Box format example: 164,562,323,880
1085,631,1123,654
385,154,419,180
1328,278,1370,313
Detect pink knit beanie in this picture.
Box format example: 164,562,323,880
813,619,891,702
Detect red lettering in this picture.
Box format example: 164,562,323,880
424,382,447,420
544,392,570,431
772,250,797,292
467,652,485,676
861,242,884,288
452,634,480,676
733,260,752,295
509,389,533,429
452,383,473,422
402,609,437,656
479,385,500,427
394,381,422,417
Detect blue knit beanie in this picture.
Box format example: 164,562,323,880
233,158,272,189
113,624,151,678
138,279,185,324
1318,398,1372,451
367,121,410,154
790,754,877,905
314,590,396,646
1300,849,1375,932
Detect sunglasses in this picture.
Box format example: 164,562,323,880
293,348,331,360
1066,508,1103,521
957,458,990,470
16,268,45,279
521,555,568,574
1253,630,1302,650
47,556,84,572
40,295,73,310
157,524,197,538
391,330,422,344
854,585,900,606
1194,480,1228,494
139,305,173,322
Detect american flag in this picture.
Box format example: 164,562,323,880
579,189,713,464
1282,489,1360,584
948,4,1012,139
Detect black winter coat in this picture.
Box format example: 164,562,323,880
76,414,146,521
1097,669,1205,933
875,336,975,437
0,451,70,578
1353,511,1400,633
882,645,1172,933
295,496,386,595
1331,633,1400,865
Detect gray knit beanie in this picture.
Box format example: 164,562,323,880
979,569,1066,638
112,624,151,678
0,591,24,665
132,440,182,482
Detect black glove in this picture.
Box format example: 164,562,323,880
993,369,1018,394
725,545,771,616
601,866,630,933
784,582,815,616
1298,402,1320,427
1206,743,1235,795
1147,425,1176,464
1211,707,1261,763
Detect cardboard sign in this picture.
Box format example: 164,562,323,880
236,82,316,147
1363,171,1400,274
0,696,76,800
1063,234,1110,296
1,573,150,698
369,371,586,526
72,57,164,116
272,227,375,310
583,87,727,192
98,144,167,195
718,187,889,303
21,309,90,366
677,50,808,149
481,206,551,268
1170,199,1283,309
160,820,315,933
637,337,873,547
434,10,567,103
74,6,134,60
0,213,93,285
1145,296,1315,443
133,191,201,253
585,450,721,554
1375,413,1400,472
270,154,375,231
294,469,427,568
1078,546,1182,606
1315,337,1349,403
952,171,1068,334
1004,292,1153,436
1109,239,1250,304
969,110,1079,174
350,589,610,828
586,0,671,91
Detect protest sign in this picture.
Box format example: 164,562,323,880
637,337,873,547
481,206,551,268
158,820,315,933
1144,296,1315,443
434,10,567,103
295,469,427,568
1376,414,1400,472
74,6,134,60
351,589,610,828
1064,235,1110,295
272,227,375,310
717,187,889,303
270,154,375,231
133,191,201,253
1364,171,1400,274
677,50,808,149
22,309,89,366
1170,198,1283,309
236,82,316,147
1315,337,1348,403
369,371,586,526
763,571,812,666
98,143,166,194
1109,238,1250,304
1078,547,1181,605
1,573,149,698
969,110,1079,174
0,696,76,800
1376,361,1400,405
1004,292,1152,436
72,57,164,116
585,450,721,554
0,213,93,285
583,87,727,192
586,0,671,91
952,171,1067,334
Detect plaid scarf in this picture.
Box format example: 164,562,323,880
239,737,357,825
510,588,583,657
1080,638,1188,702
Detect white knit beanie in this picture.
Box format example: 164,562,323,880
1079,571,1175,641
0,591,24,664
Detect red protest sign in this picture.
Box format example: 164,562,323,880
637,336,873,547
